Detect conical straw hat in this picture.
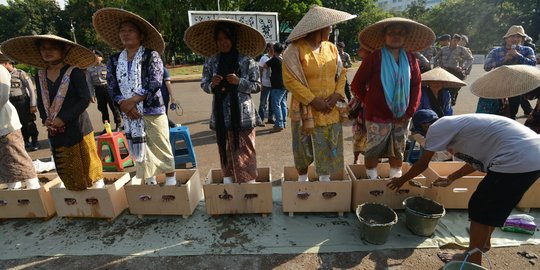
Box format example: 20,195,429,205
470,65,540,98
286,5,357,43
422,67,466,88
0,35,95,69
184,19,266,58
93,8,165,54
359,17,435,52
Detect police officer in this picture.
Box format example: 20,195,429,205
337,41,352,101
0,52,40,151
434,34,474,106
86,50,121,132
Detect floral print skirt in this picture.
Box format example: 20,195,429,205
292,121,344,176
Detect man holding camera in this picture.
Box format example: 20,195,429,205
483,25,536,119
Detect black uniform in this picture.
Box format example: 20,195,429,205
86,63,121,128
9,68,39,150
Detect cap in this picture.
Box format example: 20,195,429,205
93,49,103,57
412,109,439,135
438,34,451,42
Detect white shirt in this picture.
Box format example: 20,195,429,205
258,54,271,87
0,65,22,137
425,114,540,173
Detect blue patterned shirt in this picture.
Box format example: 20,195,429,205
107,48,165,115
484,45,536,71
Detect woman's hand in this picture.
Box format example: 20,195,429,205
226,74,240,85
211,75,223,88
119,97,137,114
44,119,53,129
51,117,65,128
126,108,142,120
310,97,332,113
325,93,342,108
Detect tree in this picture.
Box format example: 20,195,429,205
0,0,66,42
401,0,428,21
406,0,540,53
321,0,390,54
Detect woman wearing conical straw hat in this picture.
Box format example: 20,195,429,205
184,19,265,183
92,8,176,186
351,17,435,179
282,5,355,182
1,35,103,190
418,67,466,117
471,64,540,131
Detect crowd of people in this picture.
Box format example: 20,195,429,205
0,4,539,267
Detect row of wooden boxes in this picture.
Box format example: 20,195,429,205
1,162,539,221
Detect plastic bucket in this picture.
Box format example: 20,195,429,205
403,196,445,236
443,261,488,270
443,248,491,270
356,203,398,245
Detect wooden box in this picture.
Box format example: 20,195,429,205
50,172,130,221
282,166,352,216
347,163,426,210
125,169,203,218
422,162,485,209
0,174,62,220
517,176,540,209
203,167,272,216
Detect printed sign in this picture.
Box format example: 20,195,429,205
188,11,279,42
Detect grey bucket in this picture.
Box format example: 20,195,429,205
356,203,398,245
403,196,445,236
442,261,487,270
442,248,491,270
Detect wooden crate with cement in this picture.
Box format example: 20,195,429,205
517,176,540,209
203,167,272,216
282,166,351,216
422,162,485,209
0,174,62,220
125,169,203,218
50,172,130,221
347,163,426,210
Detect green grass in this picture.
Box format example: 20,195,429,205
168,65,203,76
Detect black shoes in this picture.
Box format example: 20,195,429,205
25,141,39,151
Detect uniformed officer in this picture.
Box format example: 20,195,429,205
337,41,353,101
86,50,121,132
0,52,40,151
434,34,474,106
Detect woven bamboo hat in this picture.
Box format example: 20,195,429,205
422,67,467,88
470,65,540,98
184,19,266,57
93,8,165,54
359,17,435,52
0,35,95,69
286,5,357,43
